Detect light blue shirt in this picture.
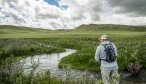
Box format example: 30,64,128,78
95,41,118,70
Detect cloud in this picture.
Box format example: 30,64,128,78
108,0,146,16
59,0,101,20
0,0,146,29
98,14,146,25
94,0,146,25
0,0,101,29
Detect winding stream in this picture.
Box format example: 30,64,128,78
21,49,77,76
20,49,146,83
20,49,101,80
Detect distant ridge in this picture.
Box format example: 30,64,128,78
75,24,146,32
0,25,51,31
0,25,51,34
0,24,146,32
0,24,146,38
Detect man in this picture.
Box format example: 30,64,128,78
95,34,119,84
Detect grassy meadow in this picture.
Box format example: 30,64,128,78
0,24,146,83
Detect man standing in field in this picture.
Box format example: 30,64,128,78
95,34,119,84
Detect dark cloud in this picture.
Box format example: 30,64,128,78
108,0,146,16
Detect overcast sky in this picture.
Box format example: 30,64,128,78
0,0,146,29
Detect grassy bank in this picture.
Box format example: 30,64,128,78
0,56,63,84
0,24,146,83
37,35,146,72
0,39,65,64
0,24,146,72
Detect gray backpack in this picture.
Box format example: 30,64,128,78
101,43,116,63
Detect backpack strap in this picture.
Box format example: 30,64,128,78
101,44,107,51
99,44,107,61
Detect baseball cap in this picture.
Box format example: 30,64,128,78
100,34,109,40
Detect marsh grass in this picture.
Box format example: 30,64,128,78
0,56,103,84
0,39,65,64
0,56,63,84
0,24,146,83
43,36,146,72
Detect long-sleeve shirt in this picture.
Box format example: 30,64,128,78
95,41,118,70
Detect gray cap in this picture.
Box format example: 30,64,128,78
100,34,109,40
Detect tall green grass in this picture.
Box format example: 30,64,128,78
0,39,65,64
0,24,146,83
0,56,63,84
41,35,146,72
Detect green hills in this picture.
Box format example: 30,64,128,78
0,24,146,38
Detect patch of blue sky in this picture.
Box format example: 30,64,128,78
44,0,60,7
44,0,68,10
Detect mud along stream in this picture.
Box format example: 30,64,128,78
17,48,146,83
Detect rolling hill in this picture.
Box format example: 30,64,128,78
0,24,146,38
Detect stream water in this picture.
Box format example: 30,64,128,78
19,49,146,83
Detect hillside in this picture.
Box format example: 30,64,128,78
1,24,146,33
74,24,146,32
0,24,146,38
0,24,146,83
0,25,51,34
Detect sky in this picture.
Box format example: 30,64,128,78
0,0,146,29
44,0,59,7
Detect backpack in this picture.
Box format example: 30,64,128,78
101,43,116,63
